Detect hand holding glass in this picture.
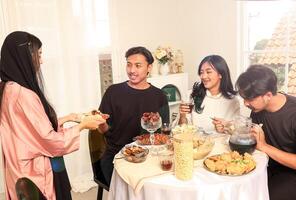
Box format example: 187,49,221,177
180,100,194,113
179,99,194,124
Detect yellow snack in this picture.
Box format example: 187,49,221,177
204,151,256,175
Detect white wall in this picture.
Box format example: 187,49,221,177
110,0,181,82
176,0,238,87
110,0,238,89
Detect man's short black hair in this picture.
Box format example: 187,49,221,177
125,46,154,65
236,65,277,99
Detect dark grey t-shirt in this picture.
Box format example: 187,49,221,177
251,94,296,171
99,81,169,155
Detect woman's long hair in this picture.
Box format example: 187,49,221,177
0,31,58,130
191,55,237,113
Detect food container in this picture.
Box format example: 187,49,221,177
203,151,256,176
173,131,193,180
193,134,214,160
133,133,169,145
229,116,257,154
121,145,149,163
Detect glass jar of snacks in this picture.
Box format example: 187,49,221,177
172,125,194,180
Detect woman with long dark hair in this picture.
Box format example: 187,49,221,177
179,55,240,132
0,31,105,199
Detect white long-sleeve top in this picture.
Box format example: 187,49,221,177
192,90,240,132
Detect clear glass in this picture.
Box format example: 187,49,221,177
229,116,257,154
141,113,162,156
180,98,194,125
158,151,174,171
161,122,172,136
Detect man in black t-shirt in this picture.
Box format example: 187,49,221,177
97,46,169,186
235,65,296,200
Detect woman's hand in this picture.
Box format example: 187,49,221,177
179,103,191,114
212,117,226,133
78,118,106,131
67,113,80,122
212,117,235,134
58,113,80,126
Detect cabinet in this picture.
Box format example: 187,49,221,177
147,73,189,122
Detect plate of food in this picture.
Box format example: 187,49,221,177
76,109,109,123
203,151,256,176
133,133,170,145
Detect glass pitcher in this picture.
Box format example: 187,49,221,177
228,116,257,154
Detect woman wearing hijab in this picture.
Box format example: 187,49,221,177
0,31,105,199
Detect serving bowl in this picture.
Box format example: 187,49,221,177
133,133,169,145
121,145,149,163
193,135,214,160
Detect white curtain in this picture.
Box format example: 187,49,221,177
0,0,106,194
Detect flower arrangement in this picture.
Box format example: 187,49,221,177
154,46,174,65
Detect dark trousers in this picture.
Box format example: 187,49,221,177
268,167,296,200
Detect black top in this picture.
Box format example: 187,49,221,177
99,81,169,155
251,94,296,171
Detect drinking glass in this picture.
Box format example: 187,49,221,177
158,151,174,171
141,112,162,155
161,123,172,136
180,99,194,124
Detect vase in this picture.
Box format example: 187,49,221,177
159,62,170,76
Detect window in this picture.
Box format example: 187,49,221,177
72,0,111,49
241,1,296,95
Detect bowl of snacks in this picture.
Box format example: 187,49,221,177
203,151,256,176
193,134,214,160
121,145,149,163
133,133,169,145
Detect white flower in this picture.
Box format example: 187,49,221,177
154,46,174,65
155,49,167,59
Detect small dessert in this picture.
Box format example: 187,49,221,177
141,112,161,126
79,109,109,122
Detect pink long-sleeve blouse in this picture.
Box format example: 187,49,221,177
0,82,80,200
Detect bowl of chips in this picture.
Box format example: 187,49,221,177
193,134,214,160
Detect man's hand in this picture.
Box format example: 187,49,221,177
250,124,267,151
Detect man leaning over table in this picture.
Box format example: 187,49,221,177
216,65,296,200
97,46,169,186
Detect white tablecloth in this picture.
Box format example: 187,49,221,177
108,136,269,200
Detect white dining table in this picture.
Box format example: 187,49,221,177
108,136,269,200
